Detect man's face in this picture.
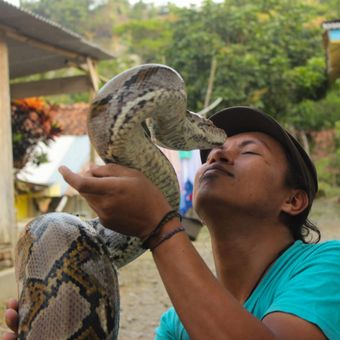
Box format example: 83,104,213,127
194,132,292,221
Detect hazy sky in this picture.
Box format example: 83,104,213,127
7,0,207,8
129,0,206,6
6,0,20,6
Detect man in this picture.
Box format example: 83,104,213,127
4,107,340,339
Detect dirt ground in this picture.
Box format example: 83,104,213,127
0,197,339,339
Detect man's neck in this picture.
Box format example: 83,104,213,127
208,216,294,304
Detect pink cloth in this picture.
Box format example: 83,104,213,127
158,147,182,188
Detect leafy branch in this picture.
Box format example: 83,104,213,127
11,98,62,170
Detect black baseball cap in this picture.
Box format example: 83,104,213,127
200,106,318,203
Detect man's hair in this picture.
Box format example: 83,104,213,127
279,151,321,243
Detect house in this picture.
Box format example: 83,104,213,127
15,104,94,224
323,20,340,82
0,0,114,245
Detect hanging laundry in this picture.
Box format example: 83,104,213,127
179,150,201,216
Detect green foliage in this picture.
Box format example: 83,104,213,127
22,0,95,36
289,81,340,130
318,0,340,19
165,0,327,120
330,121,340,185
287,57,327,102
20,0,335,120
115,18,172,63
20,0,167,100
315,159,340,197
21,0,130,44
129,1,160,20
335,121,340,148
16,0,340,194
313,118,340,194
315,157,334,187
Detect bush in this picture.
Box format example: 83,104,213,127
11,98,62,170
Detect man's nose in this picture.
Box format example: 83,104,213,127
207,146,234,164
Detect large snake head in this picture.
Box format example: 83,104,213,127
181,110,227,149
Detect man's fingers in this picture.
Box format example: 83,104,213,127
59,166,83,189
59,166,119,194
91,163,137,178
5,299,18,310
3,332,17,340
5,309,18,333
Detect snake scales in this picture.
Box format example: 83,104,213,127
15,64,226,339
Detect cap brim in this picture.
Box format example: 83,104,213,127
200,106,318,196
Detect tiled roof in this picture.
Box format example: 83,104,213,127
54,103,89,136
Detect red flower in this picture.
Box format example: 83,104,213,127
11,97,62,169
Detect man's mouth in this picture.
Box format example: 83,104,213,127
201,164,234,179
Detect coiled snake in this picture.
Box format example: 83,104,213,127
15,64,227,339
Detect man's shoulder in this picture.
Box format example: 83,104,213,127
291,239,340,255
265,240,340,339
269,240,340,281
301,239,340,257
278,240,340,282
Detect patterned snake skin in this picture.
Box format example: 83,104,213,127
15,64,227,339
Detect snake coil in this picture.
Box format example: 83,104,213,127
15,64,226,339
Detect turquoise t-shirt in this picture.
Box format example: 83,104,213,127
155,240,340,340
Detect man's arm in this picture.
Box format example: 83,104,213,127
151,219,326,340
60,164,326,340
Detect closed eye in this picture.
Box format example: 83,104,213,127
242,151,260,155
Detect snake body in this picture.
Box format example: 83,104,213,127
15,64,226,339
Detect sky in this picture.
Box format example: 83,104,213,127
5,0,19,6
129,0,205,6
7,0,207,8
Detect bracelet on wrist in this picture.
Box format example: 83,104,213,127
142,210,182,249
149,226,185,251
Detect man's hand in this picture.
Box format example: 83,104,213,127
3,299,18,340
59,164,172,239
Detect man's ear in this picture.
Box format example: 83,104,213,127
281,189,309,216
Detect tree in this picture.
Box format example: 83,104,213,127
289,80,340,131
21,0,130,45
21,0,338,134
115,17,173,63
114,2,174,65
164,0,328,127
21,0,94,37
